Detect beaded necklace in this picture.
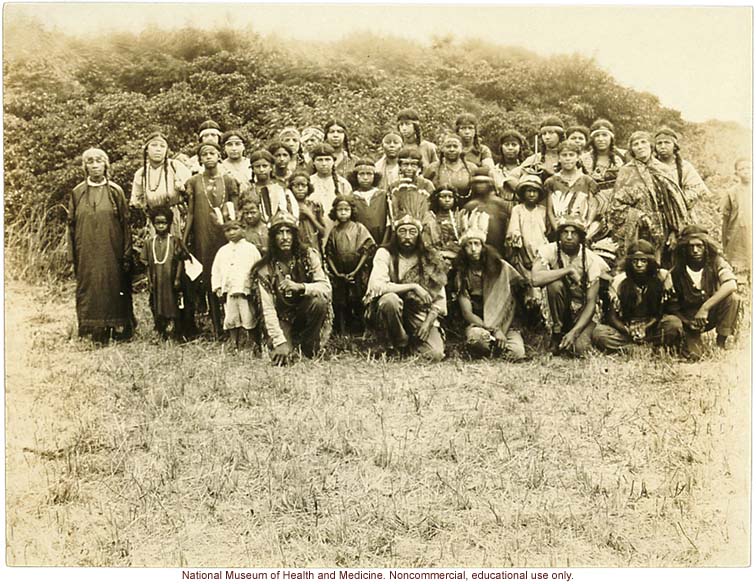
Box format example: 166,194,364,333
202,173,226,208
152,234,172,265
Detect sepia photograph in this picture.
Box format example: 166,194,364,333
2,0,753,578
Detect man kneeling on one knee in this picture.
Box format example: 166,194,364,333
455,210,527,360
531,214,609,356
364,212,448,361
661,224,740,360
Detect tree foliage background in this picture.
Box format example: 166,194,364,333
3,19,750,230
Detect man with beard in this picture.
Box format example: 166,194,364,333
455,210,528,360
252,211,332,365
661,224,740,360
364,209,448,361
531,214,609,356
592,239,679,352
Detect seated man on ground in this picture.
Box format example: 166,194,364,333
661,224,740,360
251,211,332,365
592,239,679,352
364,209,448,361
455,210,528,360
531,214,609,356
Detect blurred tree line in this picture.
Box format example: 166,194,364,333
3,19,745,226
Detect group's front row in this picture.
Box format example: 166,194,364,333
140,191,740,365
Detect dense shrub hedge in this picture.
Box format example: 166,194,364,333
2,21,745,230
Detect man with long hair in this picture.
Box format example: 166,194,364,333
455,210,527,360
661,224,740,360
251,211,332,365
592,239,678,352
364,211,448,360
532,214,609,356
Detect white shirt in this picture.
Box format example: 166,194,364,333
686,266,703,290
211,239,262,296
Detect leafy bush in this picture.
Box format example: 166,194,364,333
3,21,748,279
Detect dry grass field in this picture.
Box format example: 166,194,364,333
4,275,750,568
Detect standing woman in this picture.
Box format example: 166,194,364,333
581,119,625,241
609,131,689,265
424,133,479,204
131,132,192,240
68,148,135,343
221,129,252,197
396,109,439,169
653,126,709,220
455,113,494,169
183,142,240,336
324,119,355,178
581,119,625,190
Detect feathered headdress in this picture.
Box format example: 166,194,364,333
459,209,490,246
392,181,430,231
269,210,299,231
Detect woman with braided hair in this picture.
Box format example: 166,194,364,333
424,133,478,203
531,214,609,356
130,131,191,240
68,148,135,343
653,126,709,220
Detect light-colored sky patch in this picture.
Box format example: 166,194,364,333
5,2,753,127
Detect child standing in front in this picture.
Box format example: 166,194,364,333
240,199,269,256
211,220,262,351
142,206,191,340
348,158,390,245
505,174,548,318
289,170,326,252
248,149,299,224
324,195,376,334
430,186,463,262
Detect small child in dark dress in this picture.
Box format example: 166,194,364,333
141,206,191,339
324,194,376,334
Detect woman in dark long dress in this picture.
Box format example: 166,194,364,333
67,148,134,343
183,142,240,336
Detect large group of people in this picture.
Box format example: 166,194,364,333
67,112,750,363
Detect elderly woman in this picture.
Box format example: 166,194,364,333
131,131,191,240
609,131,690,266
68,148,134,343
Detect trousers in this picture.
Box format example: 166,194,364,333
375,292,444,361
546,279,594,356
659,293,741,359
465,325,526,360
278,295,330,357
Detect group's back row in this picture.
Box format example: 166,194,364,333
70,110,750,363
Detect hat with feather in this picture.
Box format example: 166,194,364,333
459,209,490,247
